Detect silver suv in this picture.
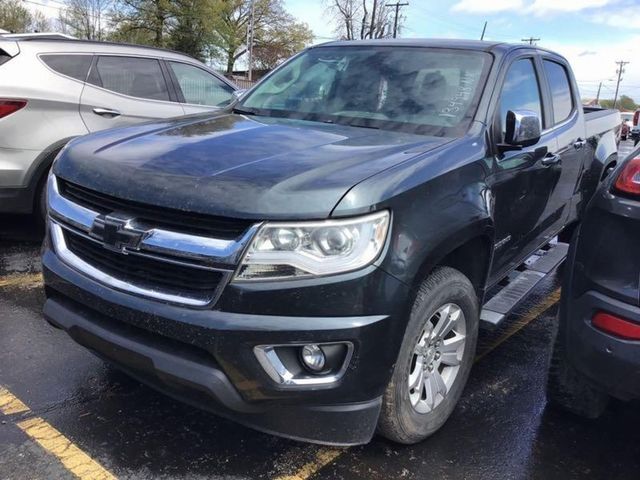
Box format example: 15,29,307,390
0,35,237,220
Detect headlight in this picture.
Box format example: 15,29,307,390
235,211,390,281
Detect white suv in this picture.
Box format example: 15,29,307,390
0,35,237,221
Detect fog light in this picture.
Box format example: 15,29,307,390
301,344,326,372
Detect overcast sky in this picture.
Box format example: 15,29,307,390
284,0,640,102
25,0,640,102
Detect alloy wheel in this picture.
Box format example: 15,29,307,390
407,303,467,414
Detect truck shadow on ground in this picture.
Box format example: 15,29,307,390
0,214,43,244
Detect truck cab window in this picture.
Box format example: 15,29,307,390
498,59,543,139
543,60,573,124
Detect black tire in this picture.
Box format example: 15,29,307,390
546,315,608,418
378,267,479,444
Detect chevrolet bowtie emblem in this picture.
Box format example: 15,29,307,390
90,213,147,253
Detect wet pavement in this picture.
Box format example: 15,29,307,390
2,153,640,479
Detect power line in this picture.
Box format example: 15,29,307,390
385,2,408,39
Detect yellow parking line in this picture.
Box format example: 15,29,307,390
17,417,117,480
475,287,561,362
0,387,30,414
0,272,43,288
272,288,561,480
0,386,116,480
274,448,345,480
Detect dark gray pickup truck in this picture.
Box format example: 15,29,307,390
43,39,621,445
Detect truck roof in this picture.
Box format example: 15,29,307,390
317,38,503,51
314,38,566,58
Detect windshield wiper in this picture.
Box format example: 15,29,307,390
232,107,258,116
351,123,380,130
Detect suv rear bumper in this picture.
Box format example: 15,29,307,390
0,147,40,213
0,146,38,188
42,241,409,445
0,186,33,213
565,290,640,401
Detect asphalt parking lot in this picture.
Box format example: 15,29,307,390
1,141,639,480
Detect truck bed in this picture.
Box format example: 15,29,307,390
584,107,621,138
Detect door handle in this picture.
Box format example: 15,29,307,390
92,107,121,117
541,153,561,166
573,138,587,150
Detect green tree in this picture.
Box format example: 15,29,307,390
600,95,638,111
109,0,218,60
212,0,312,74
616,95,638,111
253,15,313,70
0,0,33,33
109,0,177,47
107,0,312,69
168,0,220,60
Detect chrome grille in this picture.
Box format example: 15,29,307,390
47,175,260,307
58,178,254,240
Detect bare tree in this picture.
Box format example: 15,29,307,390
0,0,54,33
59,0,112,40
0,0,32,32
326,0,395,40
31,11,51,32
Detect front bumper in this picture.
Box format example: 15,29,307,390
42,238,410,445
565,290,640,401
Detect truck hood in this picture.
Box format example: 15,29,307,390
54,113,451,219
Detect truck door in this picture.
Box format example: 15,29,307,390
487,56,567,281
80,55,184,132
539,57,587,227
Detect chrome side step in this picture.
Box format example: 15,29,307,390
480,241,568,328
527,242,568,274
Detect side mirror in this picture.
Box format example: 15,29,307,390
503,109,541,149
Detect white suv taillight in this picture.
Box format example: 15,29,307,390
0,99,27,119
614,157,640,197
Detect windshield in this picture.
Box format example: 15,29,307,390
239,46,492,136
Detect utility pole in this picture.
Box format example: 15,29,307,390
480,21,487,41
595,82,603,105
247,0,255,81
385,2,409,38
521,37,540,45
613,60,630,109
